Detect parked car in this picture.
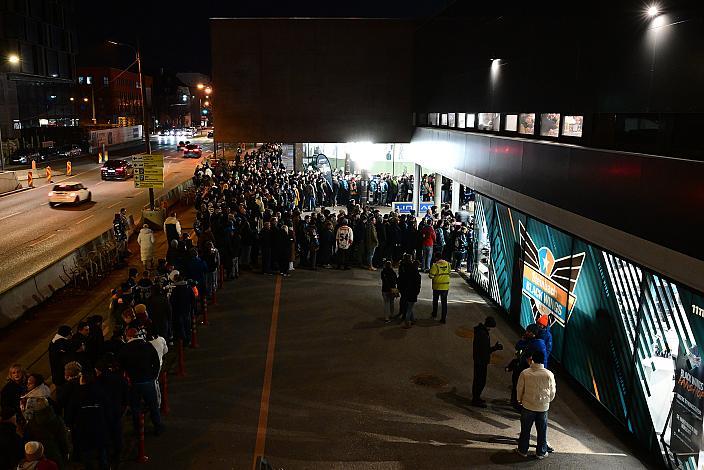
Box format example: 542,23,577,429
101,159,134,180
177,140,190,150
39,147,60,161
9,149,41,165
48,182,91,207
182,144,202,158
207,131,213,138
58,144,82,158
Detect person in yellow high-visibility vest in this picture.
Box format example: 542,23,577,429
428,254,451,323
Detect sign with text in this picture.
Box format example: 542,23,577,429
132,154,164,189
392,201,434,215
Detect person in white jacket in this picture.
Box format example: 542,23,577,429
335,219,354,270
137,224,155,270
515,350,556,459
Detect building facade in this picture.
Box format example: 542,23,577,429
76,66,152,128
0,0,78,153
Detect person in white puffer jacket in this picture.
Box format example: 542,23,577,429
137,224,155,270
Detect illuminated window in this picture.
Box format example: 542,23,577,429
505,114,518,132
78,76,84,84
519,113,535,135
540,113,560,137
86,76,92,85
441,113,448,126
478,113,500,131
457,113,466,128
448,113,456,127
466,113,475,128
562,115,583,137
428,113,439,126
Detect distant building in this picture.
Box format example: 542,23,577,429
76,66,153,128
153,69,211,130
0,0,79,152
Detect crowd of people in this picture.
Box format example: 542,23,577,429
0,142,558,467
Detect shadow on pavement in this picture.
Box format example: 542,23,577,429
49,201,96,211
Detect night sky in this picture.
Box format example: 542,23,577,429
75,0,453,75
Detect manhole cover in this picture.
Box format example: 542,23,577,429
455,326,474,339
411,374,448,389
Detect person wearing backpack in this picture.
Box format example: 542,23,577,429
428,254,451,323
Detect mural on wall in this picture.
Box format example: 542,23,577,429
470,192,704,469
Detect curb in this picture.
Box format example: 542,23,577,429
0,186,31,198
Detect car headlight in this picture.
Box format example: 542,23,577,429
48,191,55,196
69,192,77,197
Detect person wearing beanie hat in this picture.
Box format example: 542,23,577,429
471,316,503,407
535,315,553,369
17,441,59,470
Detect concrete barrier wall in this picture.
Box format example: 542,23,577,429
0,172,21,192
0,177,194,329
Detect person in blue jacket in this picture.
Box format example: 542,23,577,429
536,315,553,368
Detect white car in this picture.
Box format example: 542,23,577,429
48,182,92,207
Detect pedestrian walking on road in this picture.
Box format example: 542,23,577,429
471,316,503,407
380,261,398,321
428,254,451,323
138,224,156,270
515,350,556,460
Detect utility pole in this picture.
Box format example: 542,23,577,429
0,123,4,172
136,42,154,210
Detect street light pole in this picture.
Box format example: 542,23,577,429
0,122,5,173
110,39,154,210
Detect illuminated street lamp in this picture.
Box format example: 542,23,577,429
204,86,212,95
646,4,660,17
197,83,205,90
204,101,210,107
8,54,19,65
83,97,89,102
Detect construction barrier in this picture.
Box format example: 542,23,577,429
45,166,52,183
31,160,36,170
27,171,33,188
176,339,186,377
159,371,170,415
136,412,149,463
66,161,72,176
190,313,200,349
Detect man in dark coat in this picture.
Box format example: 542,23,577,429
48,325,73,386
472,316,503,407
118,328,163,435
146,286,172,341
169,274,195,347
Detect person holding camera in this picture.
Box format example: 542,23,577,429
472,316,503,407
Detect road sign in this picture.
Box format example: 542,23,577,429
132,154,164,189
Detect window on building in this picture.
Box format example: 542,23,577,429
441,113,448,126
519,113,536,134
562,115,583,137
458,113,466,128
448,113,456,128
86,76,92,85
428,113,439,126
466,113,476,128
505,114,518,132
478,113,500,131
78,76,84,84
103,76,109,86
540,113,561,137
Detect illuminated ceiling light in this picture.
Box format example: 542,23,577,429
646,4,659,17
8,54,20,64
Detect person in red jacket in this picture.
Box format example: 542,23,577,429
420,221,436,273
17,441,58,470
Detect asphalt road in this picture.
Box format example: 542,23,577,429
0,135,209,293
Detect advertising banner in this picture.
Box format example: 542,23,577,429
670,346,704,460
132,154,164,189
392,201,433,215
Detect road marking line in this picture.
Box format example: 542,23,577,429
29,233,57,247
107,200,123,209
95,180,106,186
40,202,50,206
252,276,282,470
75,214,94,225
0,211,22,221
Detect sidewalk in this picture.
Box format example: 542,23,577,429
0,201,196,381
